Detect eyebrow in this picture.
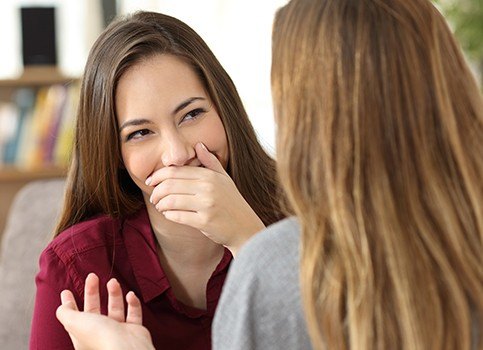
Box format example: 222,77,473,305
173,97,205,115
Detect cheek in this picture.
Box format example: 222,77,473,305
198,116,229,167
121,147,154,183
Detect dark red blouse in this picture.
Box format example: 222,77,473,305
30,207,232,350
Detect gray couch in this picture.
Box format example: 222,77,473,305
0,179,65,350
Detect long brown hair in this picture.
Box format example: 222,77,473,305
55,11,284,235
272,0,483,348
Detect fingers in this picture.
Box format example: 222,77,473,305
146,166,202,187
60,289,79,310
195,142,226,174
145,144,228,188
57,291,80,329
58,276,145,340
84,273,101,313
149,179,198,205
56,305,114,350
162,210,201,228
126,291,143,324
56,294,83,336
154,194,203,213
56,303,77,328
107,278,125,322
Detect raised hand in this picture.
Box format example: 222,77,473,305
56,273,154,350
147,142,265,256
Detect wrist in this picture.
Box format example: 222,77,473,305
227,220,265,258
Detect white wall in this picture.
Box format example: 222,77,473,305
0,0,103,78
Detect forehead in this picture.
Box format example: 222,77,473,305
115,54,209,118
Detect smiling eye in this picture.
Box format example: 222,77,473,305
180,108,206,124
126,128,152,141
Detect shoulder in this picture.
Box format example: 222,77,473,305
236,217,300,271
224,217,301,294
250,216,300,246
42,214,122,265
36,214,125,294
214,218,312,349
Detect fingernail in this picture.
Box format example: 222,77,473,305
145,177,152,185
107,278,119,290
199,142,207,150
60,290,69,302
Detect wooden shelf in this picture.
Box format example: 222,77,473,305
0,67,75,182
0,66,77,87
0,166,67,182
0,67,74,240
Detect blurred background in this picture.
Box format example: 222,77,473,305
434,0,483,86
0,0,287,159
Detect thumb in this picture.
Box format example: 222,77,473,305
56,303,79,327
195,142,227,174
56,304,98,350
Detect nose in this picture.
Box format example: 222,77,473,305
160,132,195,167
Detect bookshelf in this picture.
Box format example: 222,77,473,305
0,66,78,238
0,66,76,88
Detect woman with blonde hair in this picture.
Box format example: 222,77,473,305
55,0,482,349
216,0,482,348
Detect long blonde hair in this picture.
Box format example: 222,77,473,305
272,0,483,348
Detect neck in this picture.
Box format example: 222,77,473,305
144,200,226,310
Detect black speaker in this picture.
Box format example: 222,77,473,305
21,7,57,66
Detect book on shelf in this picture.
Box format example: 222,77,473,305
0,103,19,165
1,106,16,164
3,89,35,165
0,82,79,171
54,83,79,166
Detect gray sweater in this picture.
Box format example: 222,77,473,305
213,218,312,350
214,219,480,350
